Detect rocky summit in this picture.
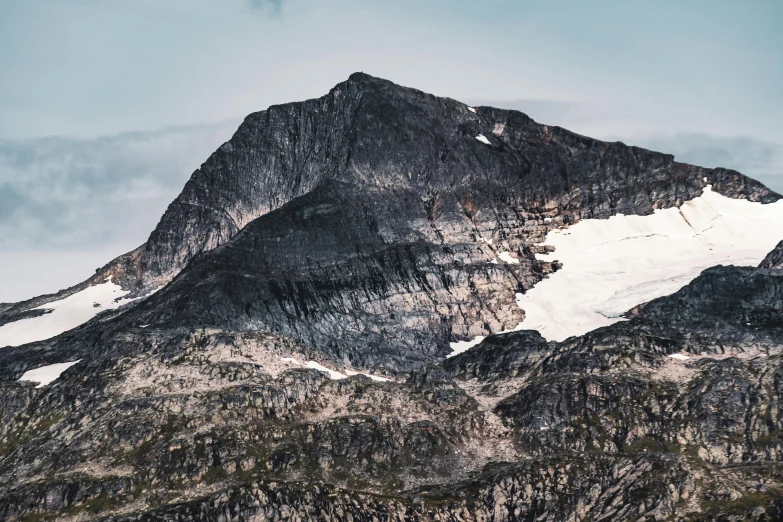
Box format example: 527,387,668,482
1,74,783,521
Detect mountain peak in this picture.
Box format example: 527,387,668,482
3,76,783,521
346,70,375,82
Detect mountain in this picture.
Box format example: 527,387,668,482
1,74,783,521
761,241,783,269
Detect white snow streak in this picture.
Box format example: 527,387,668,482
18,360,81,387
668,353,691,361
475,134,491,145
515,186,783,341
497,251,520,264
448,336,486,358
0,278,156,348
468,107,477,113
281,357,390,382
344,369,390,382
304,360,346,379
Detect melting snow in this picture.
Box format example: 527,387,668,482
304,360,346,379
0,278,153,348
516,186,783,341
448,336,486,358
475,134,491,145
18,360,81,387
497,251,520,264
668,353,691,361
281,357,389,381
344,369,390,382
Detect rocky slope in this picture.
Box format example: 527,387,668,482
1,74,782,521
761,241,783,269
2,252,783,520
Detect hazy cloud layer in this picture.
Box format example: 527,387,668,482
0,122,237,301
0,121,238,251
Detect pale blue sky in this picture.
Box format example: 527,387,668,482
2,0,782,140
1,0,782,300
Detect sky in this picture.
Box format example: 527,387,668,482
1,0,782,301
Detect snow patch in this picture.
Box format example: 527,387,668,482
668,353,691,361
515,186,783,341
18,360,81,387
475,134,491,145
0,279,156,348
344,369,391,382
0,276,162,348
497,251,520,264
468,106,477,113
304,360,346,380
282,357,390,381
448,336,486,358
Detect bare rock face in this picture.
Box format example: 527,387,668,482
760,240,783,269
132,74,776,290
1,74,783,521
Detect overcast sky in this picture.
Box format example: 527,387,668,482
1,0,782,301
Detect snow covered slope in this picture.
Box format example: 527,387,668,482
18,360,81,387
0,279,141,347
516,186,783,341
448,336,486,357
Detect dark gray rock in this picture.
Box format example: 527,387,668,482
760,240,783,269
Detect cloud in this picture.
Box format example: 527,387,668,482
0,121,239,253
0,121,240,301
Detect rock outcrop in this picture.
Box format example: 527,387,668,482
760,240,783,269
